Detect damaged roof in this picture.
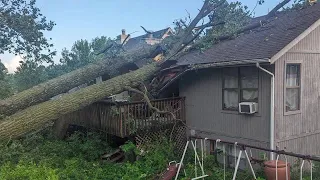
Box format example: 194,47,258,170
177,3,320,66
124,28,172,51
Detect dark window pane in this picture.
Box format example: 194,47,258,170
223,90,238,110
224,76,238,88
240,67,258,88
241,90,258,102
223,68,238,88
286,88,300,111
286,64,300,87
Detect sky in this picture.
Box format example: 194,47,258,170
1,0,285,73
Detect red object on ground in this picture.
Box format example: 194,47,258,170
159,163,179,180
264,160,290,180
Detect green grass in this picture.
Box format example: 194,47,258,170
0,130,316,180
0,131,176,180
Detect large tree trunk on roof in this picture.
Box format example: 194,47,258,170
0,63,158,139
0,45,159,117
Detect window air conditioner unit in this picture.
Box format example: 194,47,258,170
239,102,258,114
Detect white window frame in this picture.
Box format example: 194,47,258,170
284,61,302,115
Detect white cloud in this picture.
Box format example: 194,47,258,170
3,55,22,73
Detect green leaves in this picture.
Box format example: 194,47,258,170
0,0,56,63
0,61,13,99
0,132,177,179
0,60,8,80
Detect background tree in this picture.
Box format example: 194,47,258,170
0,0,56,63
14,60,48,92
0,61,13,99
0,60,7,80
60,40,93,71
12,36,116,92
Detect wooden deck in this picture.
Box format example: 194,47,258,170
55,97,185,138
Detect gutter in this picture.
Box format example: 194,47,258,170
256,62,275,160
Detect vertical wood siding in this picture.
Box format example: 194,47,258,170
275,25,320,155
179,66,271,147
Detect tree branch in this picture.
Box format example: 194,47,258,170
95,43,114,55
218,0,292,41
124,86,177,120
195,21,226,30
167,0,227,58
140,26,152,34
267,0,291,17
124,85,190,141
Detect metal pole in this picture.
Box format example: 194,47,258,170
175,140,189,180
232,150,243,180
194,139,197,177
190,136,320,162
223,144,226,180
191,175,209,180
276,154,279,180
244,150,257,179
191,141,205,176
284,155,288,180
309,160,313,180
300,160,305,180
234,142,238,168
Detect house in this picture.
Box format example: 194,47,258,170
157,3,320,163
119,27,173,51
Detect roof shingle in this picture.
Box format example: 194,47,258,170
177,4,320,66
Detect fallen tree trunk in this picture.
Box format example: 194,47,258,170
0,62,158,140
0,45,160,117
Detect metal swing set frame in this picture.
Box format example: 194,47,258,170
174,136,320,180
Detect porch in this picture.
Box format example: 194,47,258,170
54,97,185,138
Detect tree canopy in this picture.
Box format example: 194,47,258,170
0,61,12,99
0,60,7,80
0,0,55,63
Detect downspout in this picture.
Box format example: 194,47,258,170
256,62,275,160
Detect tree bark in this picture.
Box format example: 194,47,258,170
0,63,158,140
0,45,159,117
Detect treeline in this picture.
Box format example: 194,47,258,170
0,36,119,98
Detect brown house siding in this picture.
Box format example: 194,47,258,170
179,66,271,148
274,25,320,156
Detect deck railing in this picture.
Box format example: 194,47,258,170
119,97,185,136
61,97,185,138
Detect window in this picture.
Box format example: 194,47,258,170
223,67,258,111
223,68,239,110
285,64,300,112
